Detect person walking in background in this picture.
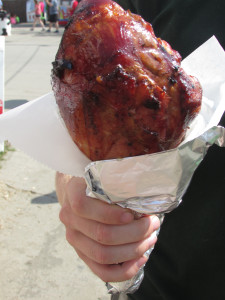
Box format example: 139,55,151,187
31,0,46,31
10,13,16,25
39,0,46,26
70,0,78,16
45,0,59,33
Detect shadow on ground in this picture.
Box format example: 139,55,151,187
5,99,28,109
31,191,58,205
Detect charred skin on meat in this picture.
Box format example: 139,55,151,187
52,0,202,161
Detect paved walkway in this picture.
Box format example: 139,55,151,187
0,23,110,300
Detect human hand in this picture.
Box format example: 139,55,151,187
56,172,160,283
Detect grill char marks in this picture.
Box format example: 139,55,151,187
52,0,202,161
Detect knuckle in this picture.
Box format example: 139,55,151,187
96,223,113,245
93,245,110,264
59,206,67,225
65,229,74,246
101,204,121,224
71,194,85,216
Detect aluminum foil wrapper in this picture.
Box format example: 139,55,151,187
85,125,225,294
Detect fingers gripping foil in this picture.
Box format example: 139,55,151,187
84,126,225,294
105,213,164,294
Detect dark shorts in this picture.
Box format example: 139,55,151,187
35,14,41,17
49,14,58,23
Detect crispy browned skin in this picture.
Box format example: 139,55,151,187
52,0,202,161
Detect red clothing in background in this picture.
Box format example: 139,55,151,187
70,0,78,15
35,3,42,16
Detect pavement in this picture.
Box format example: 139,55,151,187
0,23,110,300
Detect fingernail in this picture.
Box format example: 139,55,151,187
136,256,147,268
121,211,134,223
151,215,160,230
147,231,157,248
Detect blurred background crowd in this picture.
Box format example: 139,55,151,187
0,0,80,35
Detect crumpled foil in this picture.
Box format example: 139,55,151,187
85,125,225,294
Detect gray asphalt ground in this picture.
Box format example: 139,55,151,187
0,23,110,300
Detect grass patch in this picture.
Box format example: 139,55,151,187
0,141,15,162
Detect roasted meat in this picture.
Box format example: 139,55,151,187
52,0,202,161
